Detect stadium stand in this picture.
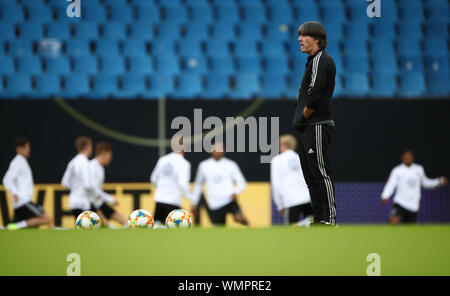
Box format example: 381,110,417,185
0,0,447,99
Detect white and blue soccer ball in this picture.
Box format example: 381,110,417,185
76,211,102,229
165,209,192,229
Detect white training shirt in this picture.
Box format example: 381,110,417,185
270,150,311,211
61,154,100,210
381,163,442,212
88,159,116,209
150,152,191,207
192,157,247,210
2,154,34,209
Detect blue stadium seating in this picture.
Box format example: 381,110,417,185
127,57,154,75
398,72,426,97
0,0,446,99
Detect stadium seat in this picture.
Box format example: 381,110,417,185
425,57,449,76
7,40,34,56
398,72,426,97
345,23,369,41
209,57,235,75
285,73,301,97
44,57,71,75
189,7,214,24
235,57,262,74
91,74,118,99
371,21,397,40
266,0,290,8
98,56,126,75
426,6,449,22
159,0,184,8
291,56,307,76
399,56,424,73
344,72,370,97
134,5,161,23
426,72,449,96
94,40,121,57
151,41,176,55
400,5,424,23
200,74,231,99
78,6,107,23
73,22,99,40
109,5,134,22
264,57,289,75
115,74,148,99
215,6,240,24
26,6,53,23
0,5,24,23
322,6,346,25
372,52,398,75
127,57,154,75
182,56,208,74
259,74,287,99
345,56,370,74
145,74,175,98
171,74,203,99
163,6,188,24
228,73,261,99
204,40,232,58
260,41,285,57
3,74,32,97
64,40,92,56
424,38,448,58
186,0,210,7
264,24,291,41
241,6,267,24
398,22,423,41
16,57,42,75
154,55,181,75
370,40,395,57
0,23,15,40
269,7,294,24
60,74,91,99
333,74,344,98
32,75,61,98
343,39,368,59
101,22,127,39
72,56,98,75
294,7,320,23
233,40,259,58
236,23,263,41
156,23,182,41
123,40,149,58
424,22,448,37
0,57,15,75
183,23,210,41
46,23,72,39
177,40,203,57
210,23,236,41
397,40,422,58
17,23,44,40
371,73,397,98
129,23,155,40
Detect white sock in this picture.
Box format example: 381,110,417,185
296,216,313,227
16,221,27,229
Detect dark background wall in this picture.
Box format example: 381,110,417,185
1,98,449,182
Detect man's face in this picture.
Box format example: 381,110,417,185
402,151,414,166
86,143,93,158
18,143,31,158
298,33,318,54
99,151,113,166
279,142,287,153
211,143,225,160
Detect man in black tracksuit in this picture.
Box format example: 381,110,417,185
292,22,337,226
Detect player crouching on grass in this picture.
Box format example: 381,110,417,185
88,142,127,228
271,135,313,227
191,142,249,226
381,149,448,224
2,137,53,230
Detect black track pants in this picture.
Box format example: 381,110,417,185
297,124,336,225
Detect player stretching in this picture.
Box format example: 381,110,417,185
150,136,191,226
292,22,337,226
61,137,99,221
381,149,448,224
271,135,313,227
2,137,52,230
89,142,127,228
192,143,248,226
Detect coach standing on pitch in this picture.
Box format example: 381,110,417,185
292,21,337,226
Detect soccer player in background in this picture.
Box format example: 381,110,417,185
2,137,52,230
61,136,99,221
191,142,248,226
271,135,313,227
381,149,448,224
292,21,337,226
89,142,127,228
150,136,191,226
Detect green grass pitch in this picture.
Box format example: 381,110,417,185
1,225,450,276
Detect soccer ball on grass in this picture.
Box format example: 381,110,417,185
76,211,102,229
128,209,154,228
165,209,192,229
